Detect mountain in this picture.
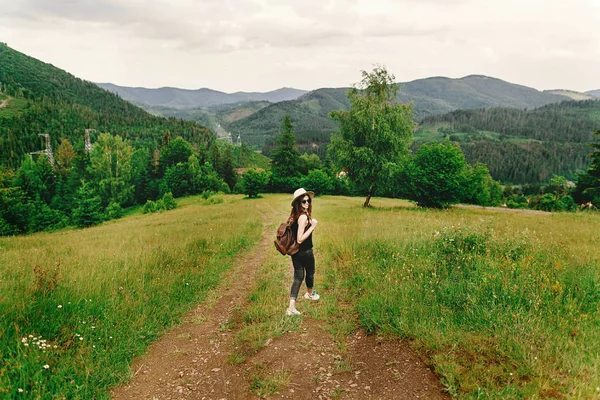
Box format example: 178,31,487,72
415,99,600,183
544,89,595,101
586,89,600,98
222,75,571,155
96,83,308,109
0,43,213,169
397,75,569,118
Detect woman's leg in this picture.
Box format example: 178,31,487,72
304,249,315,293
289,253,306,309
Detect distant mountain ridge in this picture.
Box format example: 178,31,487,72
217,75,573,155
96,83,308,109
586,89,600,98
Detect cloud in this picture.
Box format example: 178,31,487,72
1,0,598,92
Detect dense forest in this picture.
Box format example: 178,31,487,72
414,100,600,183
0,43,216,169
0,43,268,236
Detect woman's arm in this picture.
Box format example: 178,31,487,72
296,214,317,244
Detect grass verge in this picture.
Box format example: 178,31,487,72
0,195,261,399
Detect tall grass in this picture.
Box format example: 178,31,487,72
0,195,261,399
316,196,600,398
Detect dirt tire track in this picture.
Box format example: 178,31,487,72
112,208,273,399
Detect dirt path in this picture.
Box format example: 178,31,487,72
0,98,9,108
112,211,449,399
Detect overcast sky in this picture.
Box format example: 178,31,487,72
1,0,599,93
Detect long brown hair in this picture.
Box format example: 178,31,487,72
289,195,312,223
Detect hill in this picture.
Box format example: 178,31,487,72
222,75,570,154
0,43,213,169
96,83,308,109
587,89,600,98
415,99,600,183
544,89,595,101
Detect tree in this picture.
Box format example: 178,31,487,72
575,131,600,207
221,145,237,190
270,115,301,192
463,163,503,206
55,138,76,177
241,169,269,198
88,133,134,206
329,66,414,207
404,141,470,208
159,137,194,173
302,169,333,195
72,181,104,228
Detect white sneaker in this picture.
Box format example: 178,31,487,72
286,308,301,316
304,290,320,301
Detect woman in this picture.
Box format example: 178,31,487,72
286,188,320,316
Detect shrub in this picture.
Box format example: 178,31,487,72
241,169,269,198
506,195,528,209
162,192,177,210
143,193,177,214
404,141,469,208
105,202,124,220
301,169,334,195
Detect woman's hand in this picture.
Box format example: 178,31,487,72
311,219,318,227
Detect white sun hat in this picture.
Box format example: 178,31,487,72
291,188,314,206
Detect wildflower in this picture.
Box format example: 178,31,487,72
24,343,29,347
43,364,50,369
18,388,23,393
57,305,62,308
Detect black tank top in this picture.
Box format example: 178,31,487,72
292,214,313,251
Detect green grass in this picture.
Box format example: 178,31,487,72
0,194,262,399
2,193,599,398
315,196,600,399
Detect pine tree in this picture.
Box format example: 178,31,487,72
270,115,301,192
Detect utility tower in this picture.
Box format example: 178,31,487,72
29,133,54,165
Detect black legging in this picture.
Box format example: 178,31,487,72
290,248,315,300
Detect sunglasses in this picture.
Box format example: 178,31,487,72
301,199,311,204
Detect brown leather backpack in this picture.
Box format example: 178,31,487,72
274,216,300,256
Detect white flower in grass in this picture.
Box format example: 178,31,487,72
23,343,29,347
43,364,50,369
57,305,62,308
18,388,23,393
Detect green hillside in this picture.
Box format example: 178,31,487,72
224,88,349,157
0,43,213,169
415,100,600,183
221,75,569,154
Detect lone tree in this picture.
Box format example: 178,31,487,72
330,66,414,207
270,115,301,193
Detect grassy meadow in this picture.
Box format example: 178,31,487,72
1,193,599,398
314,196,600,399
0,195,262,399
